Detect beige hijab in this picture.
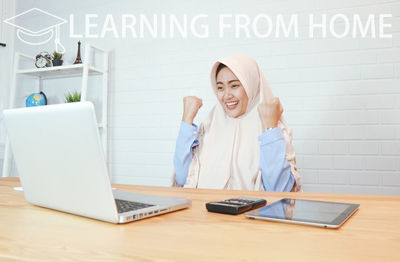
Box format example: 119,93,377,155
174,54,301,192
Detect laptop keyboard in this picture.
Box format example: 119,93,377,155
115,199,155,213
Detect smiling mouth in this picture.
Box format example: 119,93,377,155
225,101,239,110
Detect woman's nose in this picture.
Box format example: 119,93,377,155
223,89,233,100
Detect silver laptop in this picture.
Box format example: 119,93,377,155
3,102,190,224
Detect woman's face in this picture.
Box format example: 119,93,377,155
216,67,249,118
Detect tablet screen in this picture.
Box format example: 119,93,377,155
247,198,359,226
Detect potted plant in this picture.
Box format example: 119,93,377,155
64,91,81,103
52,51,63,66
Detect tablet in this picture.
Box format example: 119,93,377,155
245,198,359,228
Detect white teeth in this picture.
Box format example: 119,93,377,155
226,101,238,106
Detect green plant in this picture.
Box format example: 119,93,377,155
64,91,81,103
52,51,63,60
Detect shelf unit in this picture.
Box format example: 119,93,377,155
2,44,109,177
16,64,104,78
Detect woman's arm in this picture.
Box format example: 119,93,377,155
174,96,203,186
173,121,199,186
257,97,296,191
259,127,295,192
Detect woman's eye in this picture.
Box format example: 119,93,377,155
232,84,239,88
217,86,224,91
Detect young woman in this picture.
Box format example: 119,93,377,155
173,54,301,192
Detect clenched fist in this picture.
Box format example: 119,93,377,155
182,96,203,125
257,97,283,131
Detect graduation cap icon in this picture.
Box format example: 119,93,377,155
4,8,67,53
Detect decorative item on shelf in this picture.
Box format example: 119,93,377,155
64,91,81,103
52,51,63,66
26,92,47,107
73,41,82,64
35,51,52,68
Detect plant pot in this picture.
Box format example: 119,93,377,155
52,59,63,66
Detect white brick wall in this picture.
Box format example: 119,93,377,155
2,0,399,195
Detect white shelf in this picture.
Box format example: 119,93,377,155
16,64,105,79
2,45,109,177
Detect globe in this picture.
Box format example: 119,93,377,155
26,92,47,107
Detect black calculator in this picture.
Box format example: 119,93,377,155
206,197,267,215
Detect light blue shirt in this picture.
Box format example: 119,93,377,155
173,121,294,191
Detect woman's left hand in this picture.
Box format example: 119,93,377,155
257,97,283,131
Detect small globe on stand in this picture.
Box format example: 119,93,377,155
26,92,47,107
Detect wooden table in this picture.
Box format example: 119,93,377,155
0,178,399,262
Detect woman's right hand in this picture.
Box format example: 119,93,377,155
182,96,203,125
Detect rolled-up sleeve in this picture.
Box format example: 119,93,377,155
173,121,199,186
259,127,295,192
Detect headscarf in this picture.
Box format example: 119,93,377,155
176,54,301,191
